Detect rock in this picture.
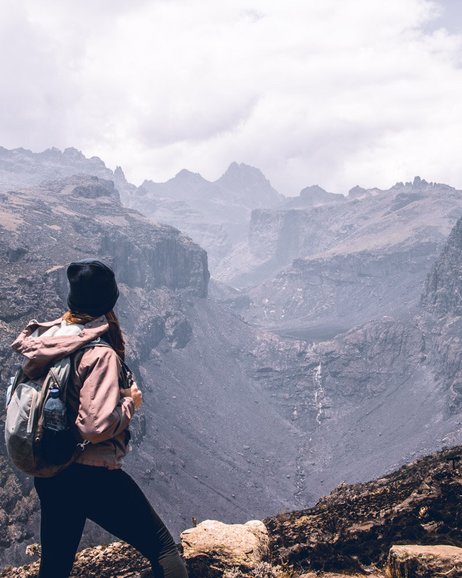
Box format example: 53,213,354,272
180,519,270,577
0,541,151,578
264,446,462,572
387,544,462,577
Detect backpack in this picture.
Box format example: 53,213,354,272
4,339,114,478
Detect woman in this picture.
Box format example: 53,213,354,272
11,259,189,578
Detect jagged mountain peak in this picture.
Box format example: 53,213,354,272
299,184,344,203
390,176,455,194
62,147,86,160
173,168,208,182
217,161,272,187
347,184,384,199
348,184,369,198
300,184,328,196
0,145,117,192
114,165,126,181
215,161,282,207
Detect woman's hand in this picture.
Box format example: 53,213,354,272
121,382,143,410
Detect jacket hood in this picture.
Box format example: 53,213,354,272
11,316,110,378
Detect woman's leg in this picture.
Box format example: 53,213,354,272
78,465,188,578
34,468,87,578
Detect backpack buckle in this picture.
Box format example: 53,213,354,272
77,440,90,451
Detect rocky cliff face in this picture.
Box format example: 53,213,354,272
0,174,210,564
242,216,462,512
421,216,462,318
225,178,462,337
420,216,462,414
123,163,282,272
0,169,306,569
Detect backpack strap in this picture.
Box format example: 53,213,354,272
71,338,134,389
68,338,134,451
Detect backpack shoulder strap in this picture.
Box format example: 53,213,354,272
70,338,133,389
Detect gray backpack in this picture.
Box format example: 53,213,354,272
5,340,111,478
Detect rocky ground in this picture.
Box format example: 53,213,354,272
1,446,460,577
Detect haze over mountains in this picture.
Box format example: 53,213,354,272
0,146,461,569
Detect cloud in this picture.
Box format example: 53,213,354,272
1,0,462,194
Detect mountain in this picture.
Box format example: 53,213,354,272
0,171,305,567
123,162,283,271
281,185,346,209
1,147,462,575
235,214,462,525
222,177,462,338
0,146,136,200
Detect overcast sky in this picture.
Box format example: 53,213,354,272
1,0,462,195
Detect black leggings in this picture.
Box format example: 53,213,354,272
34,464,188,578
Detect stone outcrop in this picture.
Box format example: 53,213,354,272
387,544,462,578
0,541,150,578
421,216,462,317
180,519,269,578
264,446,462,574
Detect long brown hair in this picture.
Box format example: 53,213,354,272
63,309,126,360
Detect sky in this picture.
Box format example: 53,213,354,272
1,0,462,195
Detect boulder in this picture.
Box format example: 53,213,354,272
180,519,269,578
387,544,462,577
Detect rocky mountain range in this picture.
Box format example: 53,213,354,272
0,165,302,567
0,146,461,572
122,162,282,272
220,177,462,340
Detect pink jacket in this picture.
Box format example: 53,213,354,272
11,316,135,469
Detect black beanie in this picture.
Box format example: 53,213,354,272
67,259,119,317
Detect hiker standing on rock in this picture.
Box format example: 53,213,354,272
11,259,188,578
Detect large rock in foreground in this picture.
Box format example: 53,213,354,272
387,544,462,578
180,519,269,578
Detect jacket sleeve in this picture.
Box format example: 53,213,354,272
75,348,135,444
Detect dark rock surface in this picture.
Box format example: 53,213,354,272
265,446,462,574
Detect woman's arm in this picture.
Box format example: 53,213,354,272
76,348,135,444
